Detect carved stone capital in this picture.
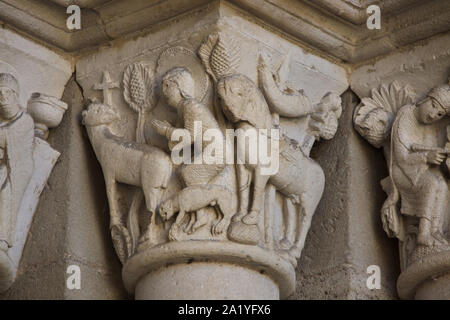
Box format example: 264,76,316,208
81,28,345,299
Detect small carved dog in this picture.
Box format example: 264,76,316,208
159,184,236,241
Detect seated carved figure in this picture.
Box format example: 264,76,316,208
152,67,235,238
0,73,34,252
390,85,450,246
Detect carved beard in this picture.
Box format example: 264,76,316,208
0,103,20,121
358,125,387,148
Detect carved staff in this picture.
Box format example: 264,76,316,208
410,144,450,154
447,126,450,172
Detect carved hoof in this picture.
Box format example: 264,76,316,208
227,221,260,245
111,224,132,264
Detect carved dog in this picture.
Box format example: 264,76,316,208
159,184,236,241
82,103,173,230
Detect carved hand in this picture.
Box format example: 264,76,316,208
426,150,446,165
151,119,172,136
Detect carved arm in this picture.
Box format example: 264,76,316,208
258,55,313,118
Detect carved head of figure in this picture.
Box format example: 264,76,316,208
417,84,450,124
82,102,120,127
309,92,342,140
354,106,393,148
162,67,195,109
217,74,273,129
0,73,20,119
159,198,176,221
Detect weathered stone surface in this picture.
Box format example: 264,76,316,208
352,32,450,299
2,78,128,299
1,0,450,301
75,4,347,299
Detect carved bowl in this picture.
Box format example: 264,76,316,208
27,92,68,129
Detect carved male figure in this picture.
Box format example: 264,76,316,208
153,67,233,236
0,73,34,251
390,84,450,246
217,73,336,255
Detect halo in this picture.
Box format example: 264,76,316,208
0,61,19,80
156,46,209,102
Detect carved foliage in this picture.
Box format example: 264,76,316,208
199,33,240,82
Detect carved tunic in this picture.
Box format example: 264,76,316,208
391,105,448,218
177,98,226,186
0,111,34,246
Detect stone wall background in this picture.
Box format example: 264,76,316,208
293,90,399,299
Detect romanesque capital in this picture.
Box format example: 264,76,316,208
82,31,343,299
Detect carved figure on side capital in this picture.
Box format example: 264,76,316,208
354,80,450,272
0,73,34,253
0,71,67,291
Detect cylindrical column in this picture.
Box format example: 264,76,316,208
415,273,450,299
397,250,450,299
123,241,295,300
135,262,279,300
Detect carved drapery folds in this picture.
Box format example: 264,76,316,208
354,79,450,299
0,68,67,292
82,32,343,299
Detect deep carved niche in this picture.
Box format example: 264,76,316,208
82,32,343,298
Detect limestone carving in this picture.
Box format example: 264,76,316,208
82,32,343,299
199,35,342,262
123,63,158,253
160,184,237,241
28,92,68,139
0,72,67,291
152,63,235,241
354,80,450,298
82,102,172,263
123,62,155,143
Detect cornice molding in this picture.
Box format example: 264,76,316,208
0,0,449,64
